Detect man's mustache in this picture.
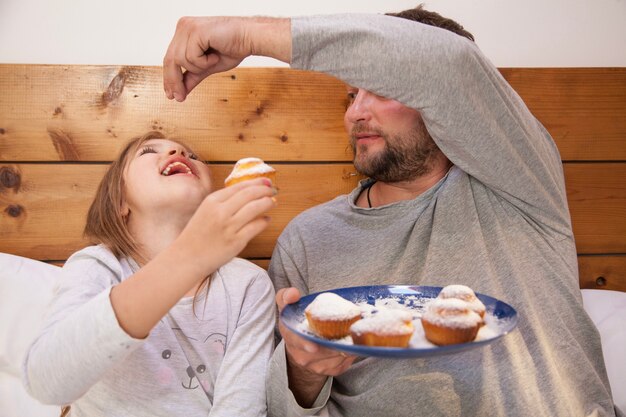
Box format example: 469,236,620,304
350,123,386,144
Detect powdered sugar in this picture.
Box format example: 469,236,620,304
438,284,486,316
305,292,361,320
350,309,413,335
422,298,483,328
439,284,475,299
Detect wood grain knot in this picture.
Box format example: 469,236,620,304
279,134,288,142
48,128,80,160
0,128,5,134
101,67,130,106
4,204,23,217
0,166,21,191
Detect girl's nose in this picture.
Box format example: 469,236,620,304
168,147,187,157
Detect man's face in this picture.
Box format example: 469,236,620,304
344,87,439,182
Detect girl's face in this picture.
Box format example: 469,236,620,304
121,139,212,219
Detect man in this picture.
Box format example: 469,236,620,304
163,6,618,416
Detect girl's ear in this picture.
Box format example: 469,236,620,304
120,200,130,218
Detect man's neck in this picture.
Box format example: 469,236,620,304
357,158,452,208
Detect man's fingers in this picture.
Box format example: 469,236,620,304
276,287,301,312
163,52,186,101
284,332,355,376
163,18,206,101
280,321,320,356
302,352,356,376
183,67,215,96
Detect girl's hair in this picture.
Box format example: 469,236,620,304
84,130,178,264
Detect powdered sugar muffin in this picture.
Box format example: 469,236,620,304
224,157,276,187
304,293,361,339
421,298,484,346
438,284,486,318
350,309,414,348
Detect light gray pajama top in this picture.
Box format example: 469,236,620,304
23,245,275,417
267,13,617,417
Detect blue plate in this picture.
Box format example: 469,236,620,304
280,285,518,358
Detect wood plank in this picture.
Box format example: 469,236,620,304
1,164,107,260
46,256,626,293
1,65,625,162
499,68,626,161
578,255,626,292
564,163,626,253
2,162,624,259
0,65,349,162
0,163,363,260
250,259,270,271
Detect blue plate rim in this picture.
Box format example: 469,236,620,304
280,285,519,358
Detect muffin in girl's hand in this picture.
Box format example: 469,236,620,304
305,293,361,339
421,298,484,346
224,157,276,187
350,309,414,348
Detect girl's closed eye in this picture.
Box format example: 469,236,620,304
189,152,199,160
138,146,157,156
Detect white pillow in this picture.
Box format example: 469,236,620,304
0,253,60,417
582,289,626,413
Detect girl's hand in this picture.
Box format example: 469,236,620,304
175,178,276,276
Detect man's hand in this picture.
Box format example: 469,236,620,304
276,287,357,407
163,16,291,102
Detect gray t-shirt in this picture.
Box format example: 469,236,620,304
23,245,275,417
267,14,617,417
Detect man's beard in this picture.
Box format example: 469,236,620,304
350,122,440,183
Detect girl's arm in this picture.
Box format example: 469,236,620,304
110,180,275,339
22,248,143,405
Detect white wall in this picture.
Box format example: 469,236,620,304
0,0,625,67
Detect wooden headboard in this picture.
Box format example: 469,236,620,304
1,64,624,292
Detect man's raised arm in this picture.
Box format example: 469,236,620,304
163,16,292,101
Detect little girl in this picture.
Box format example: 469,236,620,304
22,131,277,416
